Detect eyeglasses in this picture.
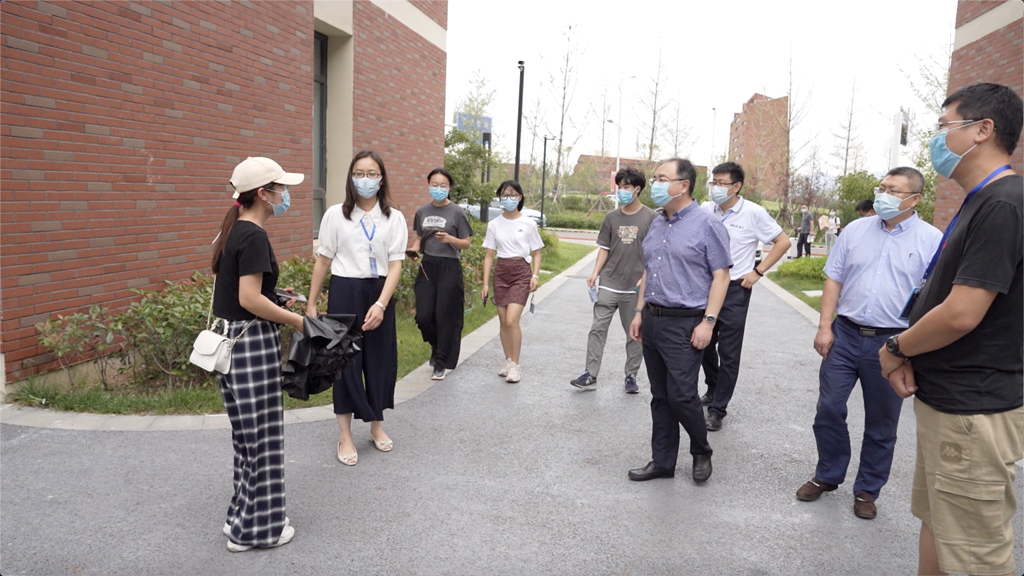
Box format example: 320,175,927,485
650,177,685,184
499,195,520,200
934,119,980,133
430,184,451,191
709,180,736,187
352,171,381,179
873,186,915,196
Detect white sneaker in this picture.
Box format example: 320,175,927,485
505,363,521,383
226,523,295,552
498,358,514,377
224,517,289,537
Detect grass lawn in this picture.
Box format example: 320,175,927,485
16,242,596,415
767,271,825,313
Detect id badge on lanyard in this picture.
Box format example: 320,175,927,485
360,216,379,279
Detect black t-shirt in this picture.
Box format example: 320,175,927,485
212,220,279,320
909,174,1023,414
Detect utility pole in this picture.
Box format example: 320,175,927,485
514,61,525,182
541,135,554,227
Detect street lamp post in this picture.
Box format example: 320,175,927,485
540,135,555,227
514,61,525,182
710,107,716,164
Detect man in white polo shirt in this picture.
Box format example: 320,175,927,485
700,162,791,431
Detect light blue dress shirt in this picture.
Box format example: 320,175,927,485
825,213,942,329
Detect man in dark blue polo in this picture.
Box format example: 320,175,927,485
627,158,732,484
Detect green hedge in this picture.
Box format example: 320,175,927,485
774,257,828,281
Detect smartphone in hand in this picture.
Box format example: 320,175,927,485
405,250,419,260
482,295,488,307
275,289,307,304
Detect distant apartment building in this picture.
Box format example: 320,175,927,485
727,94,788,200
0,0,448,390
934,0,1023,229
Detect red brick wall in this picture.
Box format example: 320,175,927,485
934,11,1024,229
351,1,446,218
408,0,447,29
955,0,1006,27
729,94,788,200
1,0,315,381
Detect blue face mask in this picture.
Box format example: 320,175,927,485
353,177,380,198
268,187,290,216
929,121,980,178
429,186,449,202
500,197,519,212
649,181,682,207
872,192,916,221
617,189,636,206
709,185,732,205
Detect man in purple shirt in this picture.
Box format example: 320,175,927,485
627,158,733,484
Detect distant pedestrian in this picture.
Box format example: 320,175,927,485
855,199,875,218
797,166,941,520
879,82,1023,576
411,168,473,381
627,158,732,485
824,210,841,255
797,204,813,257
480,180,544,383
308,150,408,466
570,167,656,394
699,162,791,431
213,156,304,551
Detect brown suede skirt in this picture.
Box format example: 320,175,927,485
493,257,531,307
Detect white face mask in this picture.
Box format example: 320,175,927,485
709,185,733,205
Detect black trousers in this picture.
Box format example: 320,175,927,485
414,254,464,370
701,282,753,418
642,310,712,471
797,232,812,258
328,276,397,422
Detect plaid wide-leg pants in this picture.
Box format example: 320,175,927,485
216,319,287,547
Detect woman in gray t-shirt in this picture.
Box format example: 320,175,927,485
411,168,474,381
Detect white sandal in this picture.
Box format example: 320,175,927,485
337,442,358,466
370,435,393,452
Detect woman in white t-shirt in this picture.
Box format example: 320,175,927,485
307,150,408,466
481,180,544,383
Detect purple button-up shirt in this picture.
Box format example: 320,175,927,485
642,202,733,309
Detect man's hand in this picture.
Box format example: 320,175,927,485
629,313,643,343
878,345,905,377
886,360,917,398
587,273,597,288
691,321,713,350
814,326,835,359
363,303,384,331
739,270,761,289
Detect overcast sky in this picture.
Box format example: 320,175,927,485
443,0,958,177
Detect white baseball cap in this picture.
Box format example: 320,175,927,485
229,157,304,198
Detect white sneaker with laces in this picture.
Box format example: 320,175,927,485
498,358,514,377
506,363,521,383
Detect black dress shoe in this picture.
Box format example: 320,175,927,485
692,454,712,484
705,412,723,432
700,392,713,406
628,461,674,481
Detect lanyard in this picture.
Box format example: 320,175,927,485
359,218,377,243
920,164,1012,283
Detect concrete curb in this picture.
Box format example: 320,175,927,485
0,247,599,432
758,275,819,325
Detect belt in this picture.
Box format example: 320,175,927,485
838,316,902,337
646,303,704,317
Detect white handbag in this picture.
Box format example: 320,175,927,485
189,281,255,374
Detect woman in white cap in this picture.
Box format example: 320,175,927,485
307,150,408,466
212,156,304,552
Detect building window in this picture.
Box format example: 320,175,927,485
313,32,328,237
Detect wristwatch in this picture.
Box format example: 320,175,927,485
886,334,906,358
704,314,717,325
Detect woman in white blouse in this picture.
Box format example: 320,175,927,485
307,150,408,466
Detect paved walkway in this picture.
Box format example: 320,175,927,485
2,257,1021,575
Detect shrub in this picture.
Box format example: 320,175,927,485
775,257,828,281
545,212,604,230
36,305,124,389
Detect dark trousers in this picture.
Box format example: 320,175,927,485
328,276,397,422
797,232,812,258
642,310,712,471
701,282,752,418
813,317,904,499
414,254,465,370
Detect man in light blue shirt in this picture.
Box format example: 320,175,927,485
795,167,942,521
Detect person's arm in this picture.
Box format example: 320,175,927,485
814,278,842,359
740,231,791,288
629,270,647,343
691,268,729,349
436,231,471,250
239,274,304,331
306,254,332,317
361,260,403,331
481,248,494,300
530,249,542,292
410,234,422,253
588,248,610,288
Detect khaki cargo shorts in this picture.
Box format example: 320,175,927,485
911,398,1024,576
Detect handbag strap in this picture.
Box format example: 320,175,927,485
206,277,217,331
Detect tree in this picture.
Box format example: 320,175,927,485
664,101,692,158
835,170,880,228
899,46,951,224
445,71,502,207
636,50,671,162
830,81,865,177
549,25,582,202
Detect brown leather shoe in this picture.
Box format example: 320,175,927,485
854,492,877,519
796,477,839,501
